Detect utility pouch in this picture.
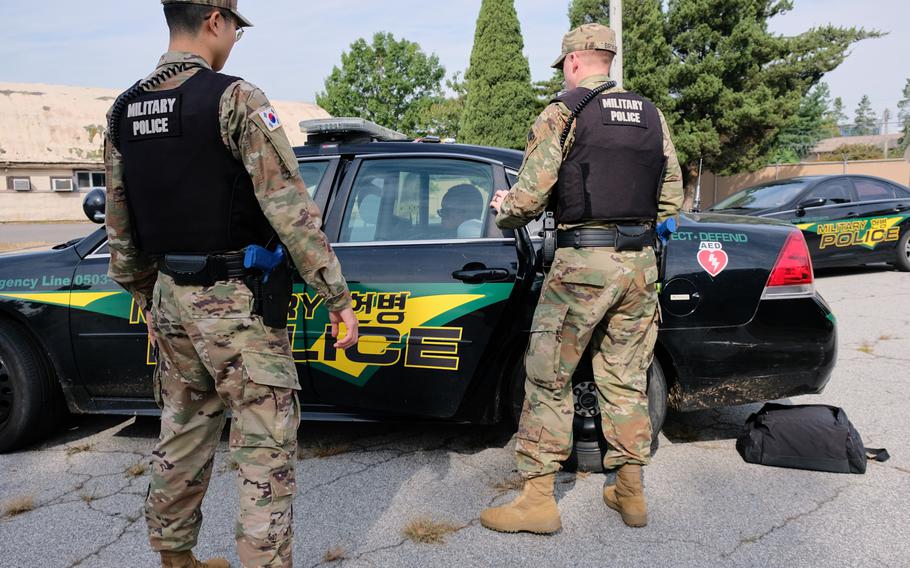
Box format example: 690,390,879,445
163,255,214,286
614,225,651,252
542,211,557,272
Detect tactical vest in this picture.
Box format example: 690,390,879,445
117,69,274,254
553,87,666,224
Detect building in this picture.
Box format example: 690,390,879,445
0,82,329,222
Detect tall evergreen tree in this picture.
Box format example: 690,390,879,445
771,83,831,163
897,79,910,151
828,96,848,135
460,0,536,149
317,33,445,135
853,95,878,136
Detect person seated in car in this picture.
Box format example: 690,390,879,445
440,184,484,238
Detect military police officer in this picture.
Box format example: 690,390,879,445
104,2,359,566
483,23,683,533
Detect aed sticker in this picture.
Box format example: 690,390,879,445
697,241,728,277
258,106,282,131
796,214,909,250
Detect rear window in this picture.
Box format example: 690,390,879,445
854,178,898,201
298,161,330,197
713,181,810,211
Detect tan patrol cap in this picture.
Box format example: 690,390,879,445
161,0,253,28
551,23,617,69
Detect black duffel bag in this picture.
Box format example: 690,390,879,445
736,403,889,474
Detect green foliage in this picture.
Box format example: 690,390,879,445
413,74,467,139
816,143,888,162
826,96,848,136
853,95,878,136
569,0,609,26
316,32,446,135
771,82,831,163
460,0,537,149
897,79,910,152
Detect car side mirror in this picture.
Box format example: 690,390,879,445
798,198,827,210
83,188,106,224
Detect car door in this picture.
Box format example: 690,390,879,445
845,177,910,263
298,154,521,418
771,177,862,268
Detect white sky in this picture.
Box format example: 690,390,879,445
0,1,907,124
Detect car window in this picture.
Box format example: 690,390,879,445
339,158,495,243
805,179,854,205
894,184,910,198
712,180,811,211
853,178,897,201
298,160,330,197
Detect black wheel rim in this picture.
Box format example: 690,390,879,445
0,354,12,426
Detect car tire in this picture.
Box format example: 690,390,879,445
0,322,63,453
506,354,669,472
894,229,910,272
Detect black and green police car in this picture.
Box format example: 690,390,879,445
0,119,837,470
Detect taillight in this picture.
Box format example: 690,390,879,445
762,230,815,299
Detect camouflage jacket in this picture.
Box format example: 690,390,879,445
496,74,683,230
104,51,352,312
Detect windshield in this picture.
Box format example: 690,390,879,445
712,181,810,211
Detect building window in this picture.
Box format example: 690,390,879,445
7,177,32,191
75,171,106,191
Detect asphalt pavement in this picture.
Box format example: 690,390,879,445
0,222,96,251
1,267,908,567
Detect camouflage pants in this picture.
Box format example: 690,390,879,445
147,273,300,568
516,247,659,477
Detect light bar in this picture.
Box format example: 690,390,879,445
300,117,409,145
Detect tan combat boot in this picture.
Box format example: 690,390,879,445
480,473,562,534
160,550,230,568
603,464,648,527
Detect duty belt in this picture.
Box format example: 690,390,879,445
555,227,656,249
160,251,248,286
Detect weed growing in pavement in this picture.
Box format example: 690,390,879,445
878,334,895,341
402,517,463,545
857,341,875,354
323,546,347,562
576,471,592,479
66,443,95,456
1,496,35,518
126,462,148,478
492,474,523,492
80,492,96,503
299,442,351,459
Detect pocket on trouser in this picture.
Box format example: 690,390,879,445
525,304,569,389
238,350,301,448
236,461,297,543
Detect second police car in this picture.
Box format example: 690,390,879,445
0,119,837,470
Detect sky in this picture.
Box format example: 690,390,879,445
0,0,907,127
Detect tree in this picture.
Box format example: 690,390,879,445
460,0,537,149
827,96,848,136
413,73,467,140
817,143,887,162
564,0,879,207
853,95,878,136
317,32,446,135
771,82,831,163
897,79,910,151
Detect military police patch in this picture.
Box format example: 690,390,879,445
258,107,282,131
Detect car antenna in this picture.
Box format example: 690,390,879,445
693,158,703,213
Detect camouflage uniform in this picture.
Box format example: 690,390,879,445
105,51,352,567
496,74,683,478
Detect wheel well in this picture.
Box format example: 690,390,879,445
0,310,62,389
652,339,679,408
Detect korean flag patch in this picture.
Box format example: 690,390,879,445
258,107,282,131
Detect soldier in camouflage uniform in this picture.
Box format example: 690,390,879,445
482,23,683,533
104,2,359,567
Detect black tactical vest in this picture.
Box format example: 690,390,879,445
553,87,666,224
117,69,274,254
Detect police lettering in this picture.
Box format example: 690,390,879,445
601,98,644,111
127,97,177,118
610,110,641,123
133,117,170,136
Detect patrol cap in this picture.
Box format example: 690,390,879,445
551,23,617,69
161,0,253,28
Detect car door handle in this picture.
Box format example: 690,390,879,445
894,205,908,213
452,268,509,283
846,212,859,218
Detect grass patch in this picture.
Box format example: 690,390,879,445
878,334,895,341
0,242,50,253
80,493,96,503
402,517,463,545
126,462,147,478
299,442,351,459
575,471,592,479
2,496,35,518
65,443,94,456
857,341,875,354
492,474,523,492
323,546,347,563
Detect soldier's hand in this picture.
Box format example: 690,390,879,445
144,310,157,348
490,190,510,214
329,308,359,350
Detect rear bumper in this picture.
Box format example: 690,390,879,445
663,294,837,411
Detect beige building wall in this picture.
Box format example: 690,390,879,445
0,191,90,222
701,159,910,208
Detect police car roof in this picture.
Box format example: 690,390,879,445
293,141,524,169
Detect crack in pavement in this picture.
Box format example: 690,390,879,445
719,484,852,559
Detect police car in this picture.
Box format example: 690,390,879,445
709,175,910,271
0,119,837,470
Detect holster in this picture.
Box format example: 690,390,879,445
244,258,293,329
541,211,557,272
